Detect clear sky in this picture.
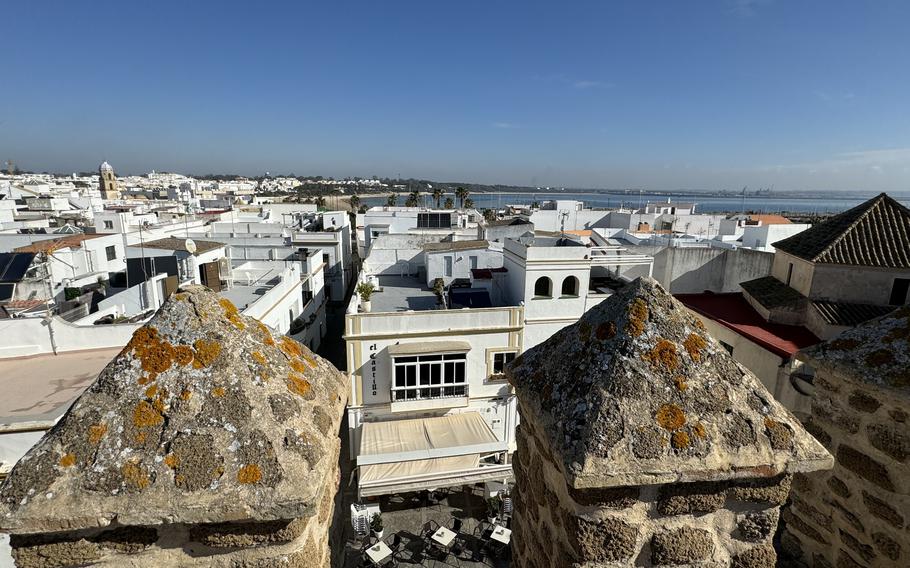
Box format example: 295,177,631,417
3,0,910,191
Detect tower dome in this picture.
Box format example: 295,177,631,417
99,161,113,172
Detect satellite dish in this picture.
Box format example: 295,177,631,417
184,239,197,254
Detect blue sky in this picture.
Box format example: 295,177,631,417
3,0,910,191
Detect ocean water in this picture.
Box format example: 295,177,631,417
361,191,909,214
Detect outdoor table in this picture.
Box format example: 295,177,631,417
490,524,512,545
431,526,457,548
365,541,392,565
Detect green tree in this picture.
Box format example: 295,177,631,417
405,189,421,207
455,186,469,208
464,197,475,209
386,193,398,207
444,197,454,209
432,187,444,208
349,194,361,212
315,196,326,209
483,209,497,222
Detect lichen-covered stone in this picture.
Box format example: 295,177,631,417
866,423,909,462
848,390,882,413
826,476,850,498
861,490,904,528
737,510,778,542
727,474,792,505
188,517,307,548
650,527,714,565
10,526,158,568
838,529,876,563
836,445,895,491
872,531,901,562
0,286,349,533
782,508,829,545
506,277,832,489
657,480,726,515
569,516,638,563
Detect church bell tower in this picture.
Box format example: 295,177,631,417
99,161,120,200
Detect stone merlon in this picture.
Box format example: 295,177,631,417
0,286,349,534
506,277,832,489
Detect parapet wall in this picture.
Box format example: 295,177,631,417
782,310,910,568
0,286,350,567
512,408,790,567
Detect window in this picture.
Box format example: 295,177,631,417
444,256,453,277
561,276,579,297
534,276,552,298
392,353,467,401
417,212,452,228
103,220,114,230
322,253,330,266
492,352,516,376
469,256,478,270
785,263,793,286
105,246,117,261
890,278,910,305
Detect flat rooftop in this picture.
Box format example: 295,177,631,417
0,348,121,424
370,275,439,313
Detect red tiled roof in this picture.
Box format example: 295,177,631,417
5,299,45,310
675,292,820,359
13,235,106,253
749,214,792,225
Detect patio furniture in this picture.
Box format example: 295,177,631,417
420,520,441,539
365,540,393,566
431,526,457,548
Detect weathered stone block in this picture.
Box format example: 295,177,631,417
650,527,714,565
568,516,638,563
782,508,829,545
847,390,881,413
10,526,158,568
826,475,850,499
567,484,639,508
829,499,864,534
866,423,909,462
188,518,307,548
836,445,895,492
836,549,863,568
727,474,792,505
803,418,833,449
791,495,833,532
813,398,859,434
861,490,904,528
657,480,726,515
731,544,776,568
872,531,901,562
838,529,876,563
736,510,778,542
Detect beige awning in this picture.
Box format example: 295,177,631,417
387,341,471,357
358,412,505,466
357,412,511,497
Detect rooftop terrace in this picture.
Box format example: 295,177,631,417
370,275,439,312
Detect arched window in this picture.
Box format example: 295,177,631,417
561,276,579,297
534,276,552,298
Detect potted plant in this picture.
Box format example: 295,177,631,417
486,497,500,524
357,282,375,313
370,512,384,539
432,278,445,305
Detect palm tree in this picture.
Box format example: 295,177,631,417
464,197,475,209
349,194,361,212
444,197,454,209
405,189,420,207
315,195,326,210
455,187,469,208
386,193,398,207
432,187,444,209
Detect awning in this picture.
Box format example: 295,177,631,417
387,341,471,357
357,412,511,497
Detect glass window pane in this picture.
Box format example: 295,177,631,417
454,362,465,382
419,363,431,385
395,366,406,387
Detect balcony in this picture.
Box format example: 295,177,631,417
389,383,469,413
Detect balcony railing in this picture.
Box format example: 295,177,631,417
391,383,468,402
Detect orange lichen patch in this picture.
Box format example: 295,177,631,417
831,337,860,350
287,373,312,398
180,389,192,401
255,321,275,346
151,390,167,414
643,339,679,372
220,298,246,330
278,336,304,359
135,431,147,444
595,321,617,341
693,423,706,438
673,376,689,391
683,333,707,362
121,461,150,490
671,431,691,449
145,385,159,398
656,404,686,431
173,345,194,366
211,386,226,398
59,453,76,467
302,353,318,369
164,454,179,469
137,373,156,386
237,464,262,484
626,298,649,337
693,318,706,331
133,400,164,428
88,423,108,444
192,339,222,367
251,351,267,365
174,292,189,301
127,326,177,375
289,358,309,374
865,349,894,367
